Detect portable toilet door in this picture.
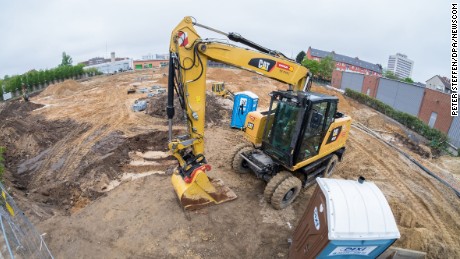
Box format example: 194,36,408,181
288,178,400,259
231,91,258,129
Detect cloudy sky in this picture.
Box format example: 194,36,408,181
0,0,451,82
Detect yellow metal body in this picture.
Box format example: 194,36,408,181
243,109,352,171
169,16,311,209
243,111,270,144
171,169,237,210
212,82,225,95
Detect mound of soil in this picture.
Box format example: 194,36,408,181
146,93,231,127
40,80,83,97
0,99,178,215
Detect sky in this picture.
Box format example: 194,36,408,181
0,0,451,82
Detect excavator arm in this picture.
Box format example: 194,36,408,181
167,16,311,210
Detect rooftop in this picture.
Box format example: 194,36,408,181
309,47,382,74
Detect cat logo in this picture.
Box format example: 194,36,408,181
258,60,270,71
248,58,276,72
326,126,342,144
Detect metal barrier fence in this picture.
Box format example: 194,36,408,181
0,183,53,259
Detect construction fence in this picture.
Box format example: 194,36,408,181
0,183,53,259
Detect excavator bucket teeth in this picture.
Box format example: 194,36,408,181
171,170,237,210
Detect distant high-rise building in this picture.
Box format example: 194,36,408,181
387,53,414,79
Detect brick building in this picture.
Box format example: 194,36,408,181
331,70,460,149
306,47,382,76
418,88,454,133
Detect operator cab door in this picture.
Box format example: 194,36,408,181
295,101,337,164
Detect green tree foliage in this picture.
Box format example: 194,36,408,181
318,56,335,80
1,65,88,94
383,70,399,80
403,77,414,83
60,52,73,67
301,59,320,76
302,56,335,80
296,51,306,64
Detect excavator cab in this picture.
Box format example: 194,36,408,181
261,91,338,167
212,82,225,94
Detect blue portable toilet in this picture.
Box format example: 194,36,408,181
289,178,400,259
231,91,258,129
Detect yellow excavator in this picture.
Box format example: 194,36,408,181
167,16,351,210
211,82,234,101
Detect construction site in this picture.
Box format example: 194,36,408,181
0,65,458,258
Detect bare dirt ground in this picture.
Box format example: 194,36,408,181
0,68,459,258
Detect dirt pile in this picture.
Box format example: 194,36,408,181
146,93,232,126
40,80,84,97
1,100,174,215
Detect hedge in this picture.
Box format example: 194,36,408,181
344,88,448,152
1,64,91,94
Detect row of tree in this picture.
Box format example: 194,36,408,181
1,52,101,97
1,65,84,93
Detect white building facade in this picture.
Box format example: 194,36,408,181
425,75,451,94
387,53,414,79
85,58,133,74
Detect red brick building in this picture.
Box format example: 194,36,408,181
331,70,342,89
418,88,453,134
306,47,382,76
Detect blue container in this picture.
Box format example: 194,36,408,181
231,91,258,129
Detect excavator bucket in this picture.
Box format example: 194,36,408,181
171,167,237,210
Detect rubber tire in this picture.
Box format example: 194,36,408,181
230,143,252,162
264,171,293,204
323,154,339,178
271,176,302,210
231,146,254,174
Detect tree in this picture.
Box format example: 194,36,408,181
383,70,399,80
403,77,414,83
60,52,73,67
301,59,320,77
296,51,306,64
318,56,335,80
